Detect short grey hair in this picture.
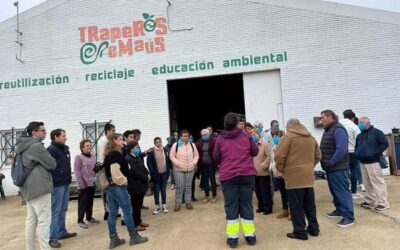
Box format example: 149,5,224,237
286,118,300,130
359,117,371,125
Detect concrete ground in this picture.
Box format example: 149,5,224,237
1,175,400,250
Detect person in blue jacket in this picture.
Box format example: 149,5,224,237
354,117,389,211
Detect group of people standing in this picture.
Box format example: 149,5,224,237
216,110,389,248
14,108,390,249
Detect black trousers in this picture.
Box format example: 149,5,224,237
202,163,217,198
255,176,272,212
130,191,145,226
287,188,319,238
274,177,289,210
77,186,96,222
0,184,5,199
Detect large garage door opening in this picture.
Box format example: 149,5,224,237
167,74,245,140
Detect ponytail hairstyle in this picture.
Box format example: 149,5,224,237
103,133,123,156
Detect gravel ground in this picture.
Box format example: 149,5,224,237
1,176,400,250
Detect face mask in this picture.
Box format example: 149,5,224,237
134,147,141,156
358,123,366,131
177,139,183,147
273,137,280,145
36,137,44,143
257,127,263,133
251,134,259,142
202,135,209,142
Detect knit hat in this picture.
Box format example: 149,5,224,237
201,129,210,136
254,120,263,128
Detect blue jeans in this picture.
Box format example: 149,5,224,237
106,185,135,235
349,153,362,194
153,173,168,205
50,185,70,240
221,175,255,220
326,170,354,221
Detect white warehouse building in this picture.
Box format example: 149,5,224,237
0,0,399,195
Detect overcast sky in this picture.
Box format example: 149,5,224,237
1,0,399,23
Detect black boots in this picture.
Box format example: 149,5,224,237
109,234,125,249
129,231,148,245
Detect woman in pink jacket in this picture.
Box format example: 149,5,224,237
169,130,199,212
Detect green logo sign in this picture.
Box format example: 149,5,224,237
143,13,156,32
80,41,109,65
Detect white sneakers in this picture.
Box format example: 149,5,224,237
162,204,169,213
153,204,169,214
352,193,362,199
358,184,366,192
153,205,161,215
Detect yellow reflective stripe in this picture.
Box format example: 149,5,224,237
241,219,255,236
226,221,240,237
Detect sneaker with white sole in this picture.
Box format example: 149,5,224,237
162,204,169,213
358,184,366,192
153,205,161,215
360,202,371,209
352,193,362,199
78,222,88,229
375,205,389,211
337,219,354,228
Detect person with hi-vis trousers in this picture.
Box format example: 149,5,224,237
213,113,259,248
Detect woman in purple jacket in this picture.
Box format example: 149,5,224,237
213,113,259,248
73,139,99,229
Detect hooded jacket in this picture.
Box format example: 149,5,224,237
275,123,321,189
213,128,259,181
16,137,57,201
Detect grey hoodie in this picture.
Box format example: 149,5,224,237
16,137,57,201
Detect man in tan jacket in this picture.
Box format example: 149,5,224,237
275,118,321,240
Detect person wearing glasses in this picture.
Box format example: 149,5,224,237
16,121,57,250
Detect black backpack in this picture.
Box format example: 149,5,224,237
11,153,33,187
175,142,194,154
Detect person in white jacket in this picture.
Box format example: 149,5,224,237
340,110,364,199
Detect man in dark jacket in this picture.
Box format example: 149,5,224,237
47,129,76,248
17,121,57,250
320,110,354,228
354,117,389,211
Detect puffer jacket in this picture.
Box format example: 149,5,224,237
169,142,199,172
